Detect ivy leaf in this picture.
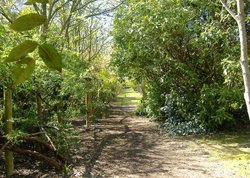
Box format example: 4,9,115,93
38,44,63,72
5,40,38,63
10,13,46,32
25,0,48,5
13,57,36,86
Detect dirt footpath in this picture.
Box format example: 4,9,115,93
0,88,239,177
70,113,237,178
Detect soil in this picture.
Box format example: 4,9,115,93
0,104,238,178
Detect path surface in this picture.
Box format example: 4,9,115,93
0,89,239,177
69,95,237,178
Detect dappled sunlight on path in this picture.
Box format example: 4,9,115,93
69,88,237,178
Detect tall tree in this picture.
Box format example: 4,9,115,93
220,0,250,120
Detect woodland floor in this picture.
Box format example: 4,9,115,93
1,88,249,177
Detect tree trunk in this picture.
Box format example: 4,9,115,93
57,101,63,123
85,92,93,128
140,80,146,97
237,0,250,120
3,87,14,177
36,90,43,120
56,83,63,123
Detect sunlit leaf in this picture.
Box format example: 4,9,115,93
25,0,48,5
13,57,35,85
5,40,38,62
38,44,63,72
10,13,46,32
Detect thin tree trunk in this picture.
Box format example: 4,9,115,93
85,92,93,128
36,91,43,120
3,87,14,177
140,80,146,97
34,3,48,123
220,0,250,120
56,101,63,123
84,17,94,128
237,0,250,120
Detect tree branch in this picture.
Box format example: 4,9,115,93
33,4,42,14
74,0,98,12
0,6,13,23
0,140,11,155
40,127,57,151
49,0,71,23
1,145,64,171
85,2,123,18
0,135,66,164
219,0,238,21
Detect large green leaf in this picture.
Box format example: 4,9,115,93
13,57,36,85
10,13,46,32
5,40,38,62
38,44,63,72
25,0,48,5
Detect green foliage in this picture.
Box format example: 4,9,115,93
13,57,35,85
159,91,205,135
10,13,46,32
4,12,63,86
112,0,248,134
0,1,119,174
93,101,107,119
5,130,27,145
14,117,39,132
38,44,63,72
5,40,38,63
13,117,78,154
198,85,246,130
46,120,78,154
25,0,48,5
160,120,206,136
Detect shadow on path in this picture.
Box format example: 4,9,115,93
82,122,130,177
69,89,237,178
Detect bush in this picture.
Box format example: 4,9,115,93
160,119,206,135
197,85,247,131
93,101,108,119
135,100,148,116
156,85,247,135
159,91,206,135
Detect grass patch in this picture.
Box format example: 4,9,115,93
113,99,141,105
117,88,142,100
113,87,142,109
195,132,250,177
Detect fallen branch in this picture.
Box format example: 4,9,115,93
1,144,64,171
18,136,66,163
0,140,11,155
0,135,66,163
40,127,57,151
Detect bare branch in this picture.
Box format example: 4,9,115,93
33,4,42,14
74,0,98,12
49,0,71,23
219,0,238,21
0,140,11,155
40,127,57,151
0,6,13,23
85,2,124,18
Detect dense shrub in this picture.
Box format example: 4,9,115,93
197,85,247,131
112,0,249,135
